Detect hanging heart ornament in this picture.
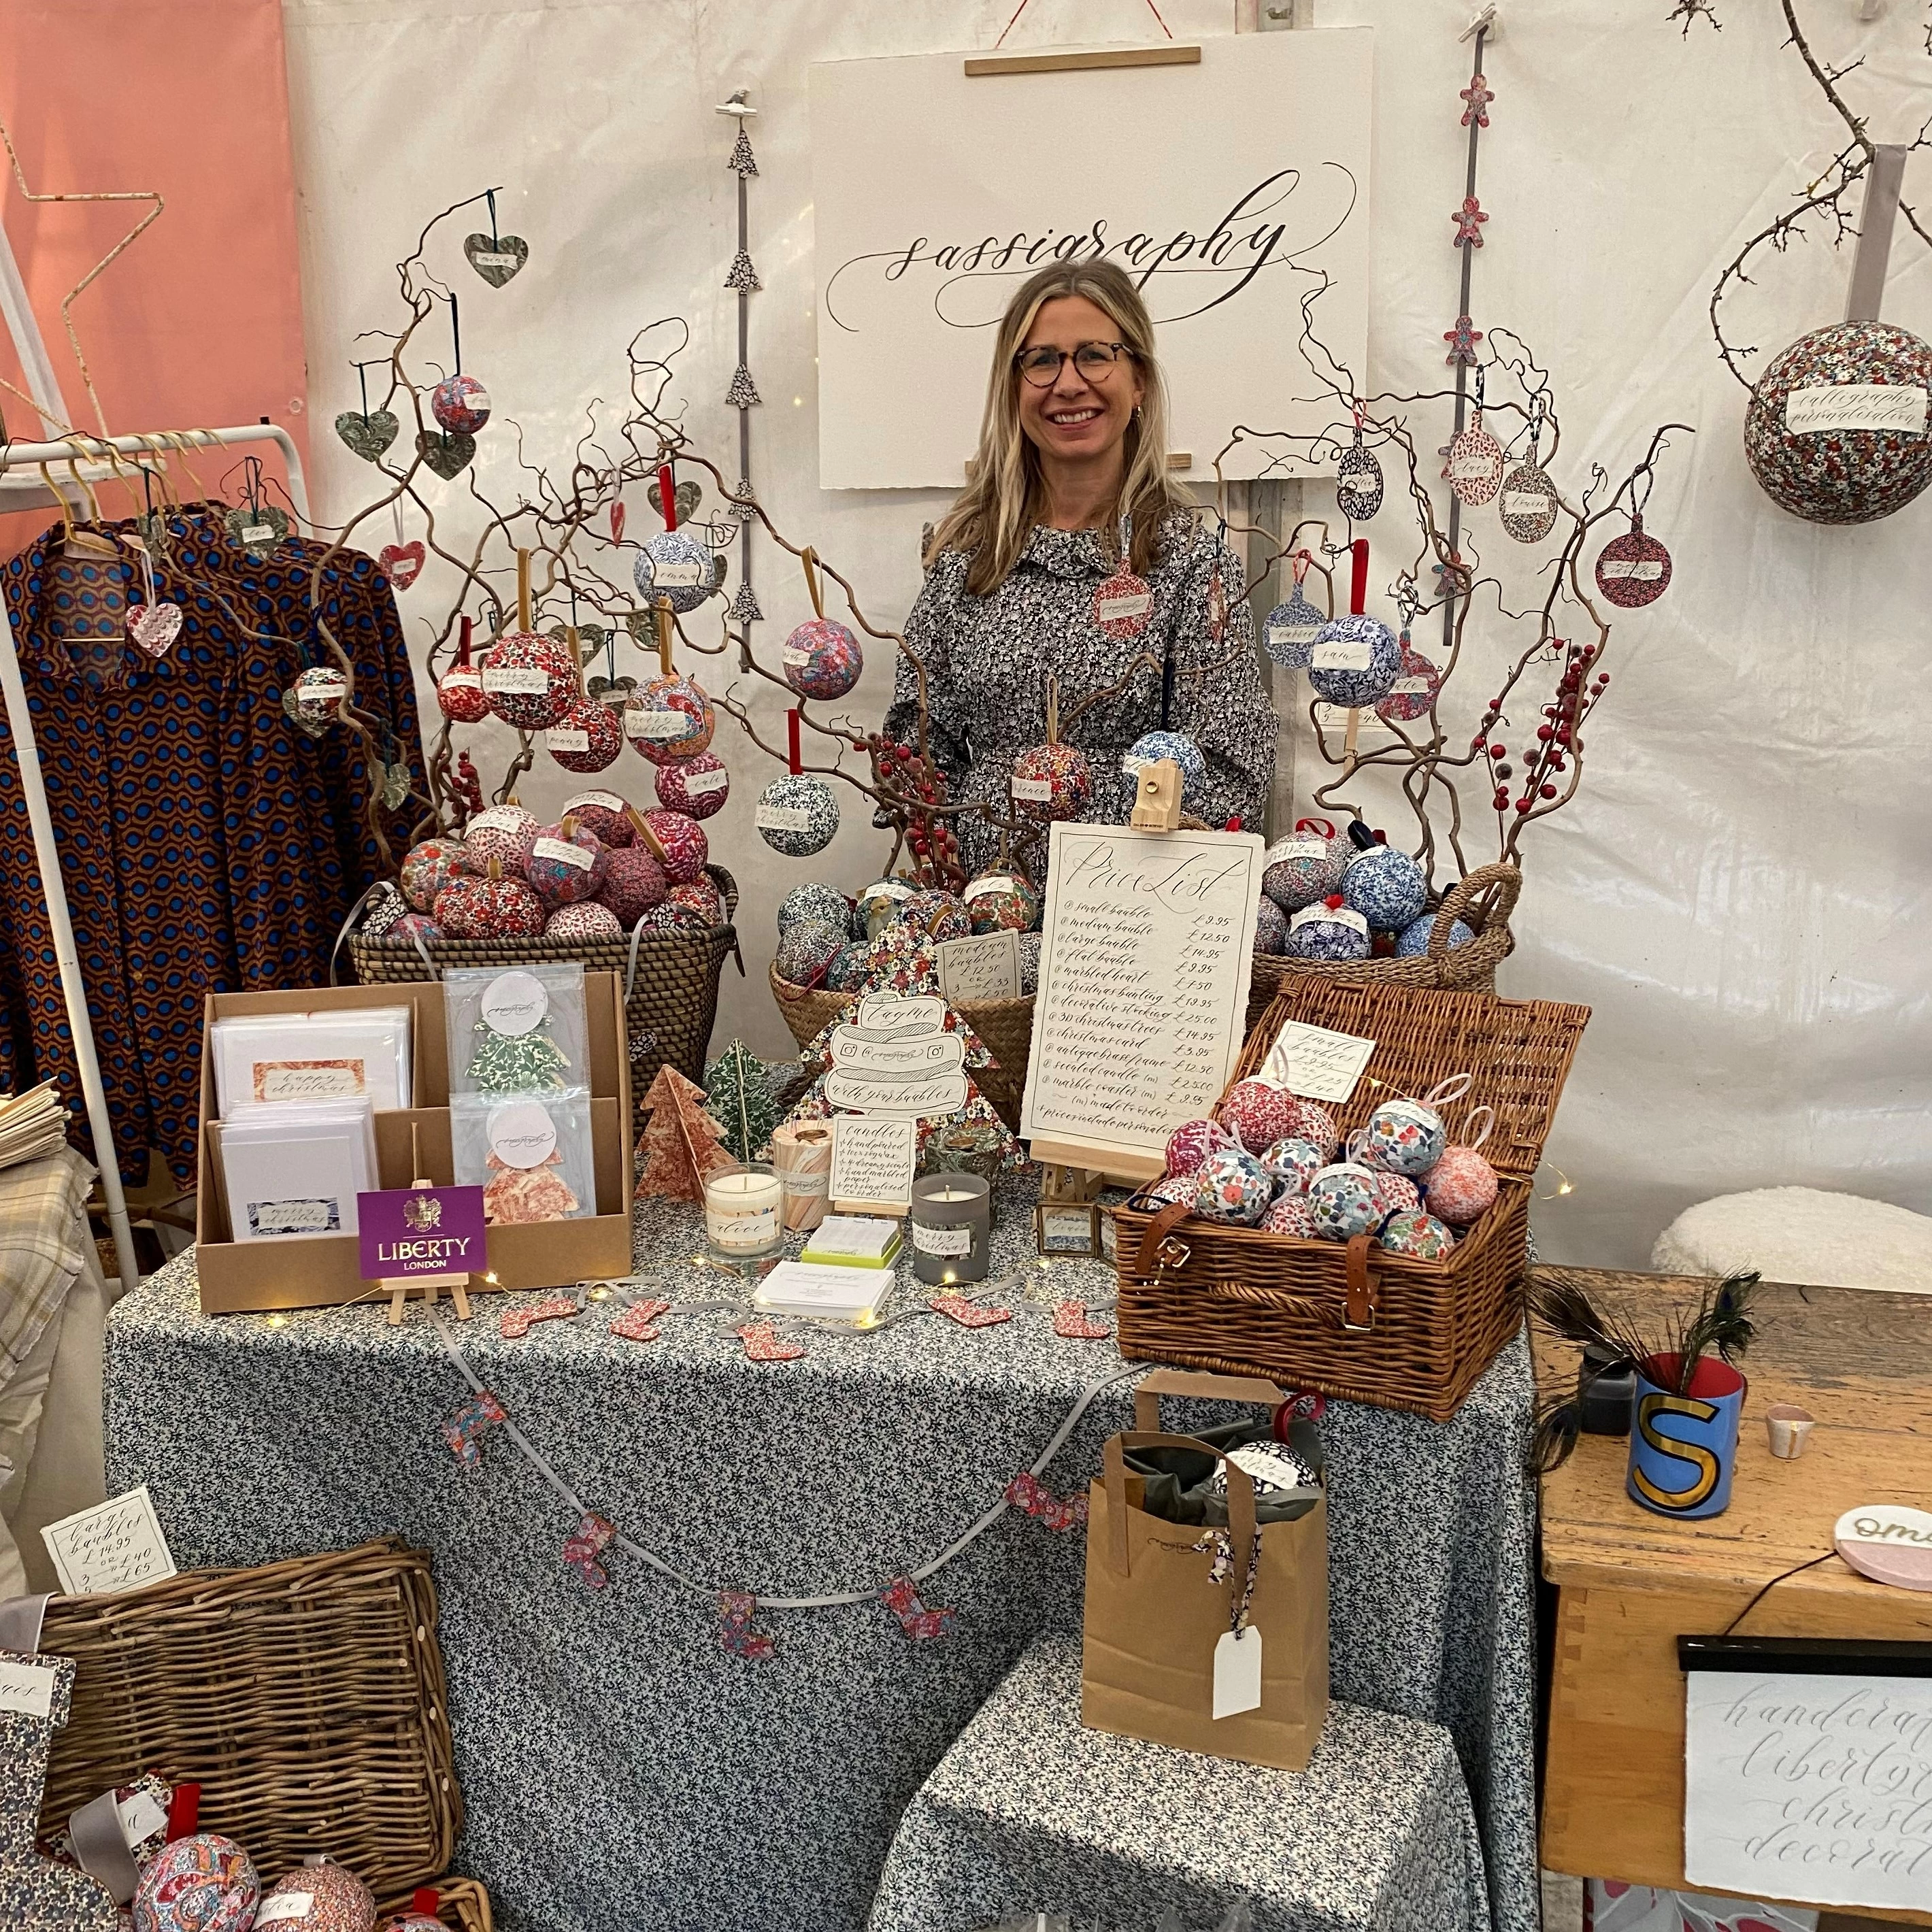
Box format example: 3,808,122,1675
418,430,476,480
1446,410,1505,507
224,503,290,559
126,602,183,658
379,539,426,590
1337,429,1384,519
463,232,529,287
1497,458,1559,543
335,409,399,463
647,476,703,524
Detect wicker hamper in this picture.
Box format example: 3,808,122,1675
768,963,1035,1132
348,866,742,1141
1113,976,1589,1422
37,1538,490,1931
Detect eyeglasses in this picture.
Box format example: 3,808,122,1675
1014,341,1133,387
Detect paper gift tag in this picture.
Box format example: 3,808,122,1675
41,1485,178,1596
1212,1625,1263,1718
1261,1020,1377,1103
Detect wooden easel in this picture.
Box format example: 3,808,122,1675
382,1125,476,1325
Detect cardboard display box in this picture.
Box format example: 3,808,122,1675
195,974,633,1313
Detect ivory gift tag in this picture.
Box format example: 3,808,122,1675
0,1654,57,1718
937,929,1020,1004
1212,1625,1263,1718
1260,1020,1377,1103
41,1485,178,1596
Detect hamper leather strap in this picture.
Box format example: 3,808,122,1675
1344,1235,1378,1332
1130,1198,1195,1278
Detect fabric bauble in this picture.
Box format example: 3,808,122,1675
1337,429,1385,520
1497,459,1560,543
1742,319,1932,524
527,822,607,908
1592,516,1672,609
401,838,467,912
1259,1136,1326,1195
632,529,716,613
778,882,853,935
291,664,348,727
1017,931,1042,995
1253,896,1288,954
669,876,725,927
782,618,863,701
961,870,1039,936
378,1919,449,1932
544,697,622,774
1262,826,1349,912
1144,1173,1198,1211
435,641,488,723
899,888,971,944
755,773,839,857
1261,585,1325,671
825,941,871,991
430,372,490,435
1164,1117,1235,1178
1375,642,1442,725
1342,846,1429,931
1423,1144,1499,1225
775,916,846,989
561,790,636,848
1307,1163,1384,1241
1192,1146,1273,1225
133,1833,259,1932
653,749,729,820
855,877,916,939
361,883,408,939
1286,897,1369,961
860,925,941,995
258,1862,376,1932
482,631,575,730
393,913,442,946
1282,1097,1339,1160
1378,1210,1456,1260
1368,1167,1422,1218
1308,612,1400,707
1261,1193,1319,1238
637,899,708,937
545,901,622,942
1122,730,1207,812
1396,912,1475,957
624,674,715,765
1364,1096,1448,1175
1446,410,1505,506
1010,741,1090,820
433,871,544,939
1215,1078,1292,1152
638,808,708,884
596,846,667,925
463,803,541,873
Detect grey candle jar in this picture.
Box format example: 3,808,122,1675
907,1171,991,1286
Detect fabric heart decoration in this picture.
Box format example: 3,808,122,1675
126,602,183,658
380,761,412,810
224,503,290,559
418,430,476,480
379,540,425,590
335,408,399,462
463,231,529,286
588,675,637,705
647,476,703,525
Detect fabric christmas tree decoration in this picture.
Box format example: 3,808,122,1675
703,1042,779,1164
0,1648,118,1931
637,1065,735,1201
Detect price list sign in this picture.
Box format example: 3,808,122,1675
1022,823,1264,1180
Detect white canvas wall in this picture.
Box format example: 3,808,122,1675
284,0,1932,1269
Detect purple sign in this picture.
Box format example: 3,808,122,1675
357,1185,488,1282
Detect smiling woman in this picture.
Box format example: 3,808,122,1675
883,259,1274,878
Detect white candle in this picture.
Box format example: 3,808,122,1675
705,1165,784,1254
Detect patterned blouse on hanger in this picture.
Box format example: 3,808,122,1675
884,512,1275,879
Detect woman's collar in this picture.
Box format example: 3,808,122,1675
1018,522,1111,580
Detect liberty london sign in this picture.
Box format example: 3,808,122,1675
358,1184,488,1280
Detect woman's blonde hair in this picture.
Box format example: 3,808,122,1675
927,259,1193,597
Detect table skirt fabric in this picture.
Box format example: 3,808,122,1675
101,1183,1539,1932
867,1633,1491,1932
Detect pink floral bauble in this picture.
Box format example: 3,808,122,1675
624,674,716,766
781,617,863,702
133,1831,259,1932
1422,1145,1499,1225
1369,1169,1421,1218
1011,741,1091,821
1280,1097,1339,1161
482,631,575,731
463,804,541,873
436,662,488,723
899,888,971,944
259,1862,375,1932
392,913,442,946
653,750,729,820
668,876,725,927
1163,1118,1235,1179
527,821,607,908
561,790,636,848
1144,1174,1198,1210
1261,1193,1319,1237
639,807,708,884
433,873,544,939
544,696,623,774
1215,1078,1293,1153
430,371,490,435
545,901,622,942
400,838,467,913
597,846,669,925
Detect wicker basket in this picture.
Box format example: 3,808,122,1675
37,1538,488,1925
348,866,742,1141
1113,976,1589,1422
768,963,1035,1131
1246,862,1520,1031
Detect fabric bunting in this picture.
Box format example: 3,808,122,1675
442,1388,506,1469
880,1577,956,1642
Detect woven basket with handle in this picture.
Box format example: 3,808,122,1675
38,1538,489,1929
1112,976,1588,1422
767,963,1035,1131
1246,861,1520,1031
346,866,742,1142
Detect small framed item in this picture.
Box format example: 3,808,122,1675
1035,1201,1102,1258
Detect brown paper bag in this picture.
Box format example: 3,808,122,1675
1080,1372,1329,1771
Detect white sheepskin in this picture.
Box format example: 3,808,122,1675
1651,1186,1932,1295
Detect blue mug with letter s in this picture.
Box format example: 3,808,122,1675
1626,1352,1746,1519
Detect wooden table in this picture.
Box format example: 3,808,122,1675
1533,1266,1932,1927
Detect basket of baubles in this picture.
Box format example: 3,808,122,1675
1112,976,1589,1422
342,785,741,1140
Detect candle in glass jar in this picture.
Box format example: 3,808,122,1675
908,1171,992,1286
704,1163,785,1256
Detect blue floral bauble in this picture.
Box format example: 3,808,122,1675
1342,846,1429,932
1122,730,1207,811
1364,1097,1448,1176
1193,1147,1273,1225
778,882,852,936
1308,1163,1385,1240
1378,1210,1457,1260
1259,1136,1326,1194
633,529,716,614
1308,612,1401,707
1395,912,1476,957
1262,587,1325,670
1285,902,1369,961
825,941,871,991
756,772,839,858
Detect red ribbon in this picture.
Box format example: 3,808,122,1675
455,614,472,669
165,1782,201,1842
1349,537,1369,616
787,707,803,776
657,461,677,531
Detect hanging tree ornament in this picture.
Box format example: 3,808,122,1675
1443,314,1484,367
625,599,716,765
1335,407,1385,520
417,429,475,479
1593,511,1672,609
1308,538,1401,708
1011,675,1093,821
437,614,488,722
482,548,576,730
430,295,492,435
756,709,839,858
544,626,624,775
1092,511,1152,639
782,546,863,701
1497,395,1560,543
463,188,529,287
1375,596,1442,725
335,360,399,462
124,535,182,659
1446,369,1505,507
632,461,716,614
224,456,290,560
1262,549,1326,671
648,473,703,527
654,747,729,821
286,656,349,734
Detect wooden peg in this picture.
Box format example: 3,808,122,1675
1129,756,1184,831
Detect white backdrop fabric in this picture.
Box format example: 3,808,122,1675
284,0,1932,1271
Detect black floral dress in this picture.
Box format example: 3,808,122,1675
884,514,1275,878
